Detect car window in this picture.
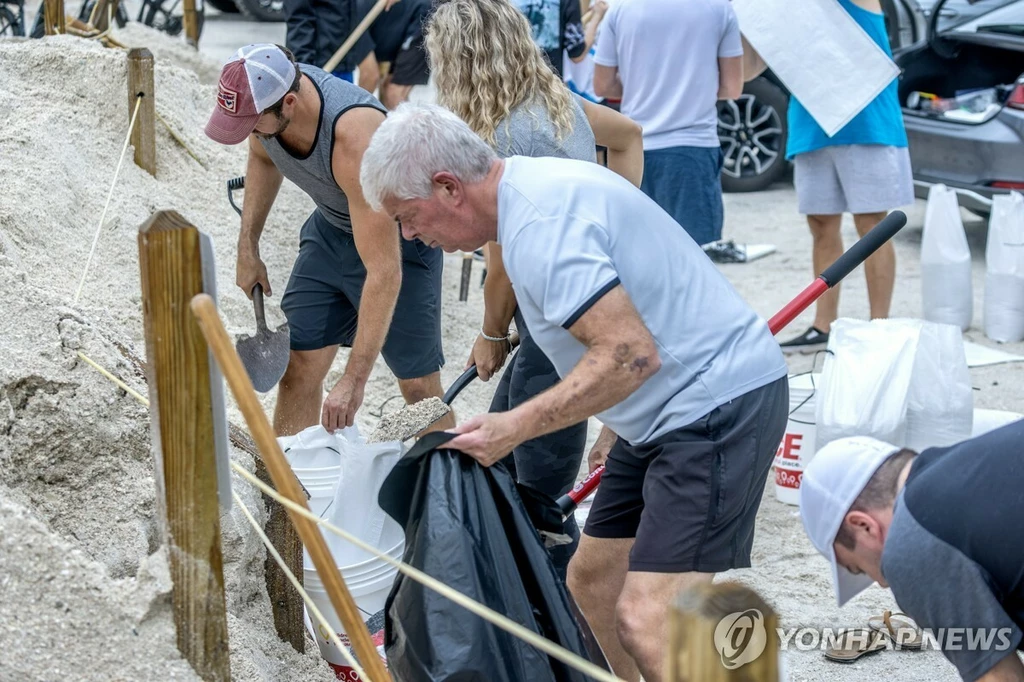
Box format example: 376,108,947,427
951,2,1024,36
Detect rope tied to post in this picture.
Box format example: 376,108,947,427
73,93,144,304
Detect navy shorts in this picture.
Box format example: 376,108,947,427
640,145,724,247
583,376,788,573
281,210,444,380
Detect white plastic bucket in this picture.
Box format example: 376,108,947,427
299,469,341,519
305,564,398,671
773,373,820,506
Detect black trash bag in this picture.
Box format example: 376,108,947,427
378,432,596,682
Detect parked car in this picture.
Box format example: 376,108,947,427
895,0,1024,216
718,0,1024,210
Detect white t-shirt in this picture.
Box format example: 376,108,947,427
497,156,787,445
594,0,743,149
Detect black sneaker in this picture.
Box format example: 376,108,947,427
702,240,747,264
779,326,829,354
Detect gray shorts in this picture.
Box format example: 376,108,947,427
793,144,915,215
280,210,444,380
583,376,789,573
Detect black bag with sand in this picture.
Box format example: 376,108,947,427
377,432,595,682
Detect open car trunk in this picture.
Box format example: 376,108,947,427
896,39,1024,122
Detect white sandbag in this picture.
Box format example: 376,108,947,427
816,319,919,450
816,318,973,453
984,191,1024,343
322,426,406,568
921,184,973,330
905,322,973,451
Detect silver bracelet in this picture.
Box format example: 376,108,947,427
480,328,510,344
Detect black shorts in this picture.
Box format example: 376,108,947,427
280,210,444,380
583,376,788,573
387,32,429,86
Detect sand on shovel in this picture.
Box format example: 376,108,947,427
367,397,452,443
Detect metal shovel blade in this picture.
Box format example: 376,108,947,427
236,284,291,393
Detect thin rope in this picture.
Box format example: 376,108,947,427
232,490,369,680
74,94,143,305
76,351,150,406
231,462,624,682
155,110,206,168
74,354,622,682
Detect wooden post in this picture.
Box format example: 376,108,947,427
183,0,200,47
666,582,779,682
139,211,231,682
229,423,306,652
42,0,65,34
127,49,157,176
191,293,393,682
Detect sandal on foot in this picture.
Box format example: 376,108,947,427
823,628,888,663
869,610,924,650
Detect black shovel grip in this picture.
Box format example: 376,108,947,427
442,333,522,405
820,210,907,288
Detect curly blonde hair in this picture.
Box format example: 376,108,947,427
425,0,576,148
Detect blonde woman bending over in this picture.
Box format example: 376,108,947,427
426,0,643,583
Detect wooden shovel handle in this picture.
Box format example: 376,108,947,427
190,294,392,682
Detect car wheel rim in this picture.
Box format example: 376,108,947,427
718,94,783,180
259,0,283,12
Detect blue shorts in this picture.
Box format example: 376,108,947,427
281,210,445,380
640,146,724,246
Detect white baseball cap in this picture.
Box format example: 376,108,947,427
799,436,901,606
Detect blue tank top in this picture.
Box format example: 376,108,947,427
785,0,908,159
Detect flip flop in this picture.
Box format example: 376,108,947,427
823,628,889,663
868,610,924,650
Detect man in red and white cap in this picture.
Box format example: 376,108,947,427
205,44,451,437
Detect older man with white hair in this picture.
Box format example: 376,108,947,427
360,102,789,682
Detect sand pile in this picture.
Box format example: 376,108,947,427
0,31,342,681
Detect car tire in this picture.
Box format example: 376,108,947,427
718,78,790,193
207,0,240,13
235,0,284,22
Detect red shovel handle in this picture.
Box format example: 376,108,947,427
555,210,907,515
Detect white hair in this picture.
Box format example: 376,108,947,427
360,103,499,211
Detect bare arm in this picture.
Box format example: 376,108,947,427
570,1,608,63
581,98,643,187
978,653,1024,682
467,241,517,381
236,137,284,298
593,64,623,100
322,106,402,430
449,285,661,463
741,35,767,82
718,55,744,101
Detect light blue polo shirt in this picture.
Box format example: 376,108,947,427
497,156,788,445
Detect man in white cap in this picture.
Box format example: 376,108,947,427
800,421,1024,681
205,44,452,436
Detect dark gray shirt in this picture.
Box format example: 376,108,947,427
260,64,386,233
882,421,1024,680
492,95,595,162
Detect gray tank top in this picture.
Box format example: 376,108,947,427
260,65,386,233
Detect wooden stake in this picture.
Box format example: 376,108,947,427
459,252,473,302
90,0,118,31
183,0,200,47
42,0,64,34
229,423,306,653
138,211,230,682
127,48,157,176
323,0,388,73
190,293,393,682
665,582,779,682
